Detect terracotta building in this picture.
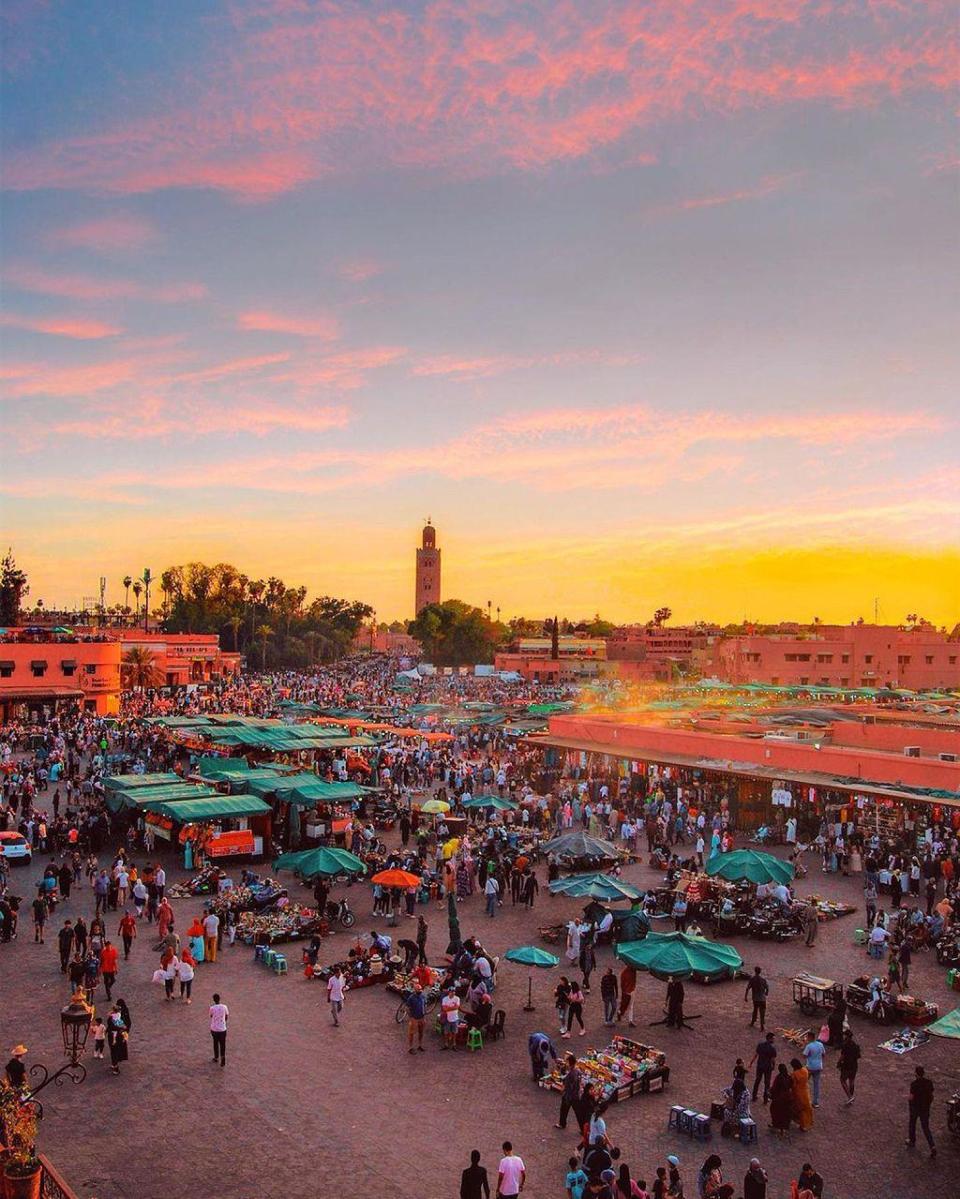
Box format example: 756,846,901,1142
116,631,242,686
0,637,121,719
706,624,960,690
415,520,441,614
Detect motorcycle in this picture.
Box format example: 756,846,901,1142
325,897,356,929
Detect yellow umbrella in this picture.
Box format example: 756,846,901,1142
421,798,450,814
442,837,460,859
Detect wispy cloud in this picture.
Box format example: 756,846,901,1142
2,2,954,199
238,309,340,340
338,259,382,283
411,350,644,380
46,213,159,252
4,263,206,303
0,313,123,339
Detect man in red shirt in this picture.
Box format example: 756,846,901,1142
118,912,137,960
100,940,119,1000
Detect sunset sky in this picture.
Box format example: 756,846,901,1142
2,1,958,625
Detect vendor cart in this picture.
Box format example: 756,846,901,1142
792,971,843,1017
845,977,938,1026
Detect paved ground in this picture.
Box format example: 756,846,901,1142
3,843,958,1199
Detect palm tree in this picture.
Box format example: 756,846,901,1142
122,646,162,690
122,576,132,617
255,623,273,670
225,615,242,653
132,580,143,617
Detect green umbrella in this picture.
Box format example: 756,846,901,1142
616,931,742,981
541,830,619,862
549,872,644,902
462,795,518,811
705,850,794,886
505,945,560,1011
928,1008,960,1039
272,846,366,879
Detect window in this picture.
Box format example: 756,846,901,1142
950,656,957,666
0,661,13,679
770,677,780,685
819,677,830,685
864,655,873,664
840,678,849,686
816,654,833,663
841,654,850,664
925,656,933,665
84,664,96,675
800,676,810,684
31,661,48,678
60,659,77,677
898,655,911,666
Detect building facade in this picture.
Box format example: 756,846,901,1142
117,631,242,687
0,639,122,719
707,624,960,690
415,520,441,614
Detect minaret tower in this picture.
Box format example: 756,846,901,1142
415,519,441,613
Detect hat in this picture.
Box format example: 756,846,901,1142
601,1171,616,1183
666,1155,680,1166
11,1045,27,1056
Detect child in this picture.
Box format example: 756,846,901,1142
91,1017,107,1059
565,1156,588,1199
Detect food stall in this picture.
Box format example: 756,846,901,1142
539,1035,669,1104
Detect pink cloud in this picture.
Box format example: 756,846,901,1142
339,259,382,282
412,349,644,380
238,309,340,340
47,213,159,252
1,358,140,398
2,2,954,198
4,263,206,302
53,402,350,440
669,172,803,213
168,353,291,386
0,313,123,339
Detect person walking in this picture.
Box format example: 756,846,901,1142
556,1053,581,1130
99,939,119,1001
803,904,819,948
31,893,47,944
617,963,637,1027
837,1030,860,1105
906,1065,936,1156
202,909,219,963
416,914,428,965
496,1143,525,1199
743,1159,767,1199
600,967,619,1025
863,878,878,929
326,965,346,1027
460,1149,490,1199
802,1035,826,1108
106,1003,128,1076
118,910,137,959
209,992,229,1066
405,981,427,1053
790,1058,814,1131
562,980,586,1038
57,919,74,972
744,966,769,1031
178,948,196,1003
749,1032,777,1104
484,873,500,917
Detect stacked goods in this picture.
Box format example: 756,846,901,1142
238,904,322,945
539,1036,669,1104
803,895,856,919
386,967,442,994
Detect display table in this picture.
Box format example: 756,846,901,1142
539,1035,669,1105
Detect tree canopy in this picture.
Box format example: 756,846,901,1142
0,551,28,627
159,562,372,669
407,599,506,665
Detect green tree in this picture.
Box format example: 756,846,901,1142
408,600,506,666
0,551,28,626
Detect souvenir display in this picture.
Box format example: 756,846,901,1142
238,903,322,945
539,1036,669,1104
878,1026,931,1054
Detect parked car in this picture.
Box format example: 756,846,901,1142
0,831,32,865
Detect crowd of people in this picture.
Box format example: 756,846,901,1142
2,653,957,1197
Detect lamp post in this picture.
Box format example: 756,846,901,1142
23,991,93,1118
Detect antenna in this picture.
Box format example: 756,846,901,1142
874,597,879,624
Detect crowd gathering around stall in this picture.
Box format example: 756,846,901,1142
2,654,959,1197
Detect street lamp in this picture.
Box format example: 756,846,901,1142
24,991,92,1117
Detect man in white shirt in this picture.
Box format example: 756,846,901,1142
497,1142,525,1198
485,874,500,918
155,865,166,900
440,987,461,1050
209,992,229,1067
202,910,220,962
326,966,346,1026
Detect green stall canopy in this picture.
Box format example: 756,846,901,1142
706,850,795,886
616,932,742,981
103,772,181,793
141,794,272,822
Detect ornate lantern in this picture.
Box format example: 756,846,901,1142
60,992,93,1066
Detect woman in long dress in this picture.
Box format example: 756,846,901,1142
790,1058,814,1130
106,1004,129,1076
769,1064,793,1135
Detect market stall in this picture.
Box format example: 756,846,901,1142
539,1035,669,1104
